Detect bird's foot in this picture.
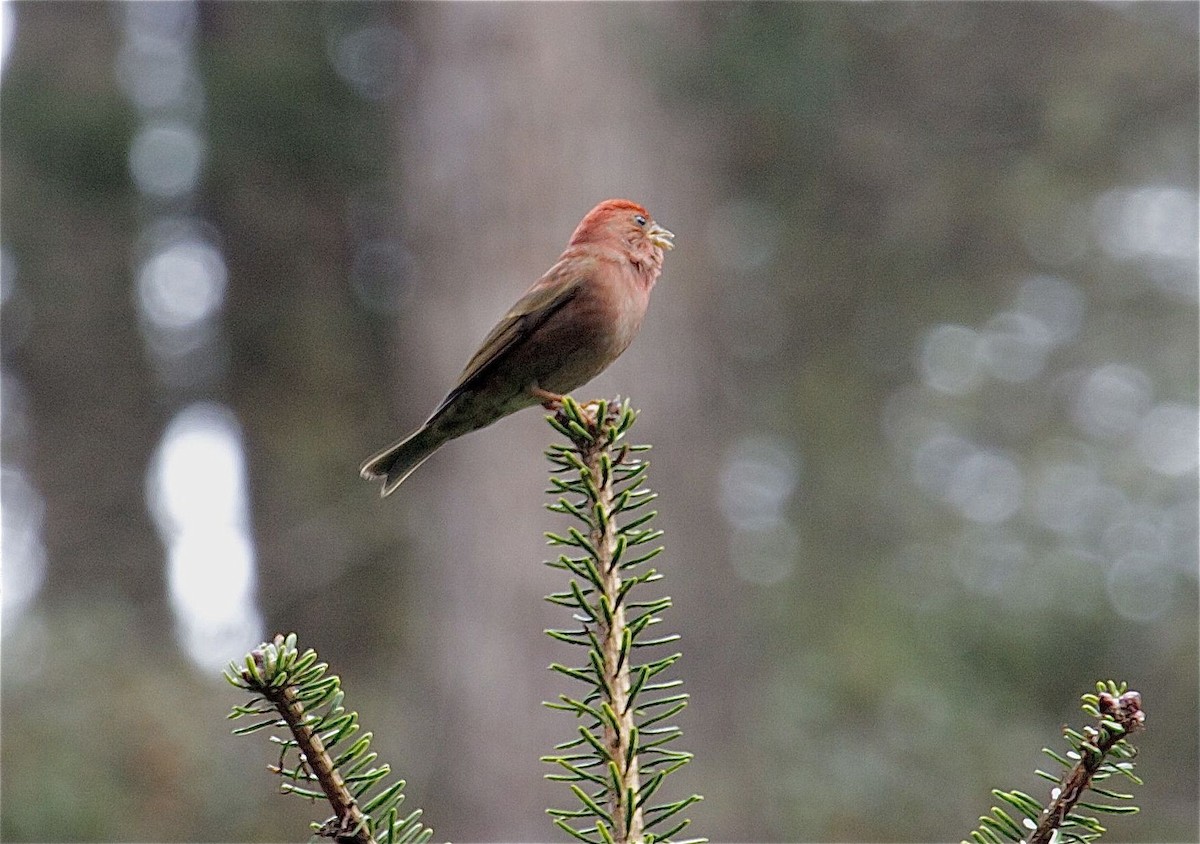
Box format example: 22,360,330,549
540,390,608,433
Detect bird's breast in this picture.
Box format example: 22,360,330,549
532,264,651,393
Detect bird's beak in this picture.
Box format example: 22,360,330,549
648,222,675,251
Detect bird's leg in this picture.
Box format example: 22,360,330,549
531,385,565,410
534,385,605,430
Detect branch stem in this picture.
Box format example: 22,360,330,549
576,401,644,844
257,649,373,844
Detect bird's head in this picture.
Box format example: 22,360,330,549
569,199,674,268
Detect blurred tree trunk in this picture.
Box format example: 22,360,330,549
1,3,171,639
385,5,710,838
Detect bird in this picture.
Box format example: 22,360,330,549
360,198,674,496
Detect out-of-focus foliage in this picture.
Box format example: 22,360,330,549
1,2,1195,842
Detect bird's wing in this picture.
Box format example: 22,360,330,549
429,259,590,418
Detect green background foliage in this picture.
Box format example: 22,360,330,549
1,3,1195,841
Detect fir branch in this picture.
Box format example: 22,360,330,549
225,633,433,844
965,680,1145,844
542,397,703,844
1030,684,1145,844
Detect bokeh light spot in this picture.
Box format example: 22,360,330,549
129,123,206,198
147,403,262,672
1,0,16,80
117,39,196,112
1071,363,1153,441
979,311,1052,384
137,240,227,331
718,434,801,530
122,0,197,47
919,324,982,395
1106,553,1176,622
149,404,247,532
946,449,1024,524
1094,185,1199,263
1135,402,1199,477
1,468,47,632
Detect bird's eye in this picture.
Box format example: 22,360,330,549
634,214,647,226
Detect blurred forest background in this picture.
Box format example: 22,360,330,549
1,2,1196,842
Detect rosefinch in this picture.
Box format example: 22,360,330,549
360,199,674,496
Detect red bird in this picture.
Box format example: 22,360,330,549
361,199,674,496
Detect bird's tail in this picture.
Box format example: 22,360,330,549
359,425,443,497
